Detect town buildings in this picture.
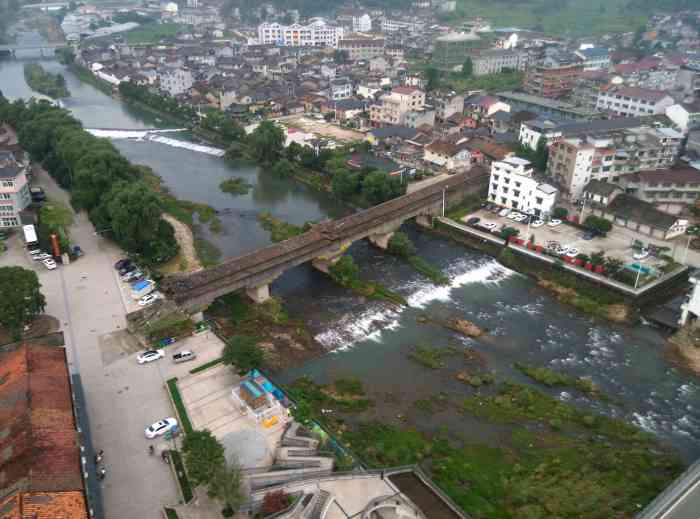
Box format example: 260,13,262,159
433,31,482,69
159,66,194,96
0,339,89,519
621,167,700,213
0,149,31,229
370,86,432,128
337,33,385,61
469,49,529,76
430,91,465,122
497,91,600,120
352,13,372,32
524,50,582,98
258,19,344,47
546,126,683,200
573,47,611,70
666,101,700,133
487,156,558,216
596,86,675,117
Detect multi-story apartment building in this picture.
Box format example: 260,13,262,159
621,167,700,212
0,151,31,228
429,91,465,122
258,19,344,48
352,13,371,32
433,31,482,69
469,49,528,76
497,91,601,121
380,17,424,33
524,50,583,98
573,47,610,70
328,78,353,100
488,156,558,216
518,114,669,150
546,126,683,200
370,86,426,126
337,33,385,60
596,86,675,117
159,66,193,96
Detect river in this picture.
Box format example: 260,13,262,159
2,46,700,464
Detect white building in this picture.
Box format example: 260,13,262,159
666,102,700,134
258,19,344,47
680,276,700,326
488,157,558,217
159,67,193,96
381,18,422,33
352,13,371,33
328,78,353,100
596,86,675,117
0,151,31,229
186,0,198,7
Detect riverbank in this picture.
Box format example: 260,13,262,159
668,325,700,377
159,214,202,274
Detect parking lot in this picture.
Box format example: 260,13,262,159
464,208,669,268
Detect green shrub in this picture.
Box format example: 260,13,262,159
166,378,193,434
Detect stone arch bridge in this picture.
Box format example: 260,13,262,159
160,169,487,312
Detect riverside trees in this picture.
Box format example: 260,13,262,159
0,96,178,264
0,267,46,340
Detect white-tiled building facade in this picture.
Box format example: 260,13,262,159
258,19,344,48
488,157,558,217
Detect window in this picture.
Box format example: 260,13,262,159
514,190,520,198
1,181,14,189
536,197,543,205
0,217,18,227
648,182,659,188
602,166,611,172
687,193,697,199
674,192,683,199
663,182,672,188
0,193,9,200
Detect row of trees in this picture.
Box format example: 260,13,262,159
0,96,179,264
118,81,196,122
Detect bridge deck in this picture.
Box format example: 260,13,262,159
160,168,486,299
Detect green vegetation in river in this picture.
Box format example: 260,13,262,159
328,255,407,306
290,374,684,519
219,178,252,196
408,345,459,369
388,232,449,285
257,212,314,242
23,64,70,99
514,363,607,399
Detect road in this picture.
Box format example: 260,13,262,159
1,167,223,518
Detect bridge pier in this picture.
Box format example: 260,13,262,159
368,231,394,250
415,214,433,229
246,284,271,304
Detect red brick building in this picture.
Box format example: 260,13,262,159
0,342,88,519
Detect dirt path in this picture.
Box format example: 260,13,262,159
162,214,202,273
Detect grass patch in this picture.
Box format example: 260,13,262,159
408,345,459,369
114,22,186,44
189,357,224,374
164,508,179,519
446,194,485,221
166,378,193,435
193,236,222,267
515,362,606,399
168,450,194,503
220,177,252,196
144,312,195,344
408,256,449,285
257,212,311,242
286,376,373,414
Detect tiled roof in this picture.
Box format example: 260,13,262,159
0,342,87,519
607,194,678,229
392,86,421,95
636,167,700,184
606,86,670,103
466,138,514,160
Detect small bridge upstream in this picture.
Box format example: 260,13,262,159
160,168,487,312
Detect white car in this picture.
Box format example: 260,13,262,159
514,214,528,222
121,270,143,282
29,249,42,257
36,253,52,261
498,208,511,217
531,220,545,228
145,417,178,439
479,222,498,230
547,219,562,227
633,250,650,260
565,248,579,258
43,258,57,270
138,293,159,306
137,349,165,364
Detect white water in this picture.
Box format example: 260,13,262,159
85,128,226,157
86,128,187,139
146,135,226,157
316,258,516,352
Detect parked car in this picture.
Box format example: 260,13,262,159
29,249,42,257
466,217,480,226
478,221,498,231
30,186,46,202
498,208,511,217
531,220,545,228
35,253,52,261
43,258,57,270
582,231,596,240
119,263,137,276
172,350,196,364
565,248,579,258
633,249,650,261
138,293,159,307
137,350,165,364
121,270,143,282
114,258,132,270
490,205,502,214
145,417,178,439
547,219,562,227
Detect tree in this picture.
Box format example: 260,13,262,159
208,460,244,515
328,255,360,286
387,232,416,258
331,170,360,199
500,226,520,240
584,215,612,234
247,120,285,164
425,67,440,91
534,136,549,171
285,141,304,163
0,267,46,340
223,335,265,375
462,57,473,77
552,207,568,219
182,430,226,486
290,398,315,426
271,158,297,178
361,170,405,205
